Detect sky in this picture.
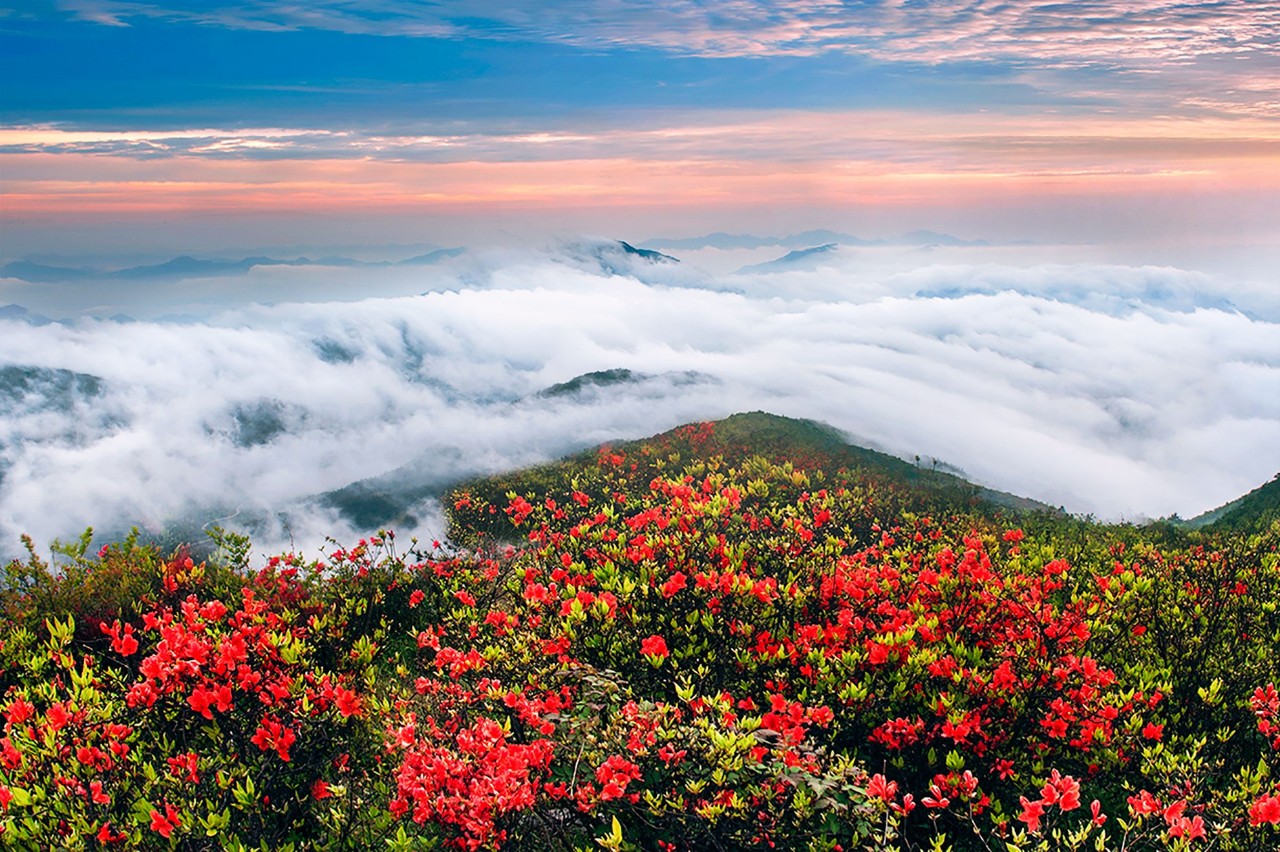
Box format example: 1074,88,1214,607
2,0,1279,253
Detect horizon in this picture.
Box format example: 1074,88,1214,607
2,1,1278,260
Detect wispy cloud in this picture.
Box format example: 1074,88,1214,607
6,110,1277,167
58,1,1280,66
31,1,1280,125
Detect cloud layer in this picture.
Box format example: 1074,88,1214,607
1,242,1276,559
58,1,1280,67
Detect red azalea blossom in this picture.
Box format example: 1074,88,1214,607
1249,793,1280,825
1129,790,1161,816
335,687,363,718
6,698,35,728
97,821,124,843
149,804,181,838
640,634,668,658
167,752,199,783
251,717,297,761
1042,770,1081,811
1168,814,1206,840
867,773,898,802
1018,796,1045,832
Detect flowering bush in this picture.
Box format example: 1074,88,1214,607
2,414,1278,849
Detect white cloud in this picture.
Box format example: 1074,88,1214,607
1,243,1276,559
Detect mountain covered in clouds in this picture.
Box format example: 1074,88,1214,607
555,238,682,278
1,237,1277,558
735,243,842,274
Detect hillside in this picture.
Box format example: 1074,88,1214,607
446,411,1059,547
3,412,1279,849
1190,473,1280,533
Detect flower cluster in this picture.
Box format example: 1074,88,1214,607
2,417,1278,850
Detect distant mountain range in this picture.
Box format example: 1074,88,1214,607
641,229,996,251
0,248,467,284
1,232,992,285
735,243,841,274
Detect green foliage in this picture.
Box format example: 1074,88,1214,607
2,417,1279,850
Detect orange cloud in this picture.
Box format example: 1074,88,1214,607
2,108,1276,228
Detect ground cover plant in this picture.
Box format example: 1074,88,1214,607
2,413,1279,850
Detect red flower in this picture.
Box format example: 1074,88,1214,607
867,773,898,803
408,589,425,608
1129,790,1161,816
640,635,668,659
167,752,199,783
6,698,35,728
1249,793,1280,825
89,781,110,804
1041,769,1080,811
312,779,333,800
115,628,138,656
335,687,363,719
45,703,70,731
1018,796,1044,832
922,780,951,809
251,717,297,761
1162,799,1187,825
1169,815,1206,840
0,785,12,811
149,804,180,838
595,755,641,801
1142,721,1164,741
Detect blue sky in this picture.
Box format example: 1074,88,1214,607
2,0,1278,253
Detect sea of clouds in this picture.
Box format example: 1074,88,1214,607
2,239,1277,560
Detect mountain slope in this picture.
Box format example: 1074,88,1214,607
1190,474,1280,533
445,411,1060,546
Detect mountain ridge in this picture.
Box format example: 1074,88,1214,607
0,248,467,284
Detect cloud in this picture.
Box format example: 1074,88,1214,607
1,243,1277,560
4,109,1277,258
58,1,1280,67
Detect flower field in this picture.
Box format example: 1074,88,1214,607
2,413,1278,850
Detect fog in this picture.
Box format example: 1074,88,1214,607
2,240,1276,560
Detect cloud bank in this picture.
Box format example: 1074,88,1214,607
1,241,1276,559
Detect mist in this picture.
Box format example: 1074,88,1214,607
2,239,1277,560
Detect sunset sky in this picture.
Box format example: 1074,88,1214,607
3,1,1279,254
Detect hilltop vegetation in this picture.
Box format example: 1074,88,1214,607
1,413,1278,849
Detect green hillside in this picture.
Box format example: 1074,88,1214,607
1191,473,1280,533
446,410,1058,547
